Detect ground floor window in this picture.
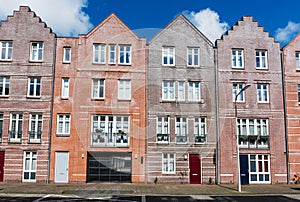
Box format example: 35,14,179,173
249,154,270,183
162,153,175,174
23,151,37,182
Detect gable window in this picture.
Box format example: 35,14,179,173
29,114,42,143
93,44,106,64
296,52,300,70
187,48,199,66
0,41,12,61
9,113,23,142
232,49,244,68
30,42,43,62
57,114,70,136
92,79,105,99
257,83,269,103
0,76,10,96
162,153,175,174
61,78,69,99
63,47,71,63
119,45,131,65
233,83,245,102
118,80,131,100
162,47,175,66
162,81,175,100
28,77,41,97
109,44,116,64
23,151,37,182
157,117,169,143
176,117,187,143
188,82,200,101
194,117,206,143
256,50,268,69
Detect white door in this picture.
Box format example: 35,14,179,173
55,152,69,183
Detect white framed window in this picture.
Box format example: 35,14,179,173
156,116,169,143
175,117,187,143
30,42,43,62
92,79,105,99
119,45,131,65
249,154,270,184
118,80,131,100
194,117,206,143
232,49,244,68
9,113,23,142
23,151,37,182
187,48,199,66
162,47,175,66
0,41,12,61
298,84,300,103
29,114,42,143
256,50,268,69
296,52,300,70
162,81,175,101
232,83,245,102
0,113,3,141
28,77,41,97
57,114,70,136
61,78,69,99
109,44,116,64
63,47,71,63
177,81,185,101
162,153,175,174
188,82,200,101
0,76,10,96
93,44,106,64
257,83,269,103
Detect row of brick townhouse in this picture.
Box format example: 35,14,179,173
1,6,300,185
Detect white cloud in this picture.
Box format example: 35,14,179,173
275,21,300,44
183,8,229,43
0,0,93,36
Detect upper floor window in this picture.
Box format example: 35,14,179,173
177,81,185,101
109,44,116,64
194,117,206,144
162,81,175,101
63,47,71,63
29,114,42,143
61,78,69,99
296,52,300,70
118,80,131,100
232,49,244,69
188,82,200,101
257,83,269,103
298,84,300,103
256,50,268,69
233,83,245,102
92,79,105,99
119,45,131,65
93,44,106,64
0,76,10,96
157,116,169,143
0,41,12,61
30,42,43,62
187,48,199,66
57,114,70,136
162,47,175,66
9,113,23,142
28,77,41,97
175,117,187,143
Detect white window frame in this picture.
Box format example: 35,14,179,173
109,44,116,64
249,154,270,184
162,47,175,66
0,41,12,61
175,117,188,144
27,77,41,97
9,113,23,142
23,151,37,182
119,45,131,65
187,47,200,67
118,80,131,100
0,76,10,96
162,81,175,101
63,47,71,63
256,50,268,69
177,81,185,101
30,42,43,62
92,79,105,99
56,114,70,136
194,117,206,144
232,49,244,69
257,83,269,103
162,153,175,174
61,78,69,99
296,52,300,70
232,83,245,102
93,44,106,64
29,114,42,142
188,82,200,101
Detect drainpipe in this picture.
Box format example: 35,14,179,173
47,37,57,183
214,47,220,184
281,51,290,184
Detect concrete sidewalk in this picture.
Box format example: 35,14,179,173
0,183,299,196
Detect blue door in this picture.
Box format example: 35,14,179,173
240,155,249,184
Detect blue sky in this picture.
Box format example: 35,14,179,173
1,0,300,46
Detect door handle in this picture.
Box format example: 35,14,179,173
192,173,198,176
241,174,246,176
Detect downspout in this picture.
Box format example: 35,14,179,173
47,37,57,183
214,47,220,184
281,51,290,184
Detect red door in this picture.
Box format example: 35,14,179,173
189,154,201,184
0,151,5,182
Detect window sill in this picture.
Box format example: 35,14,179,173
29,60,43,63
118,99,131,102
0,95,9,98
61,97,69,100
27,96,41,99
0,59,12,62
62,61,71,64
91,98,105,101
56,134,70,137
